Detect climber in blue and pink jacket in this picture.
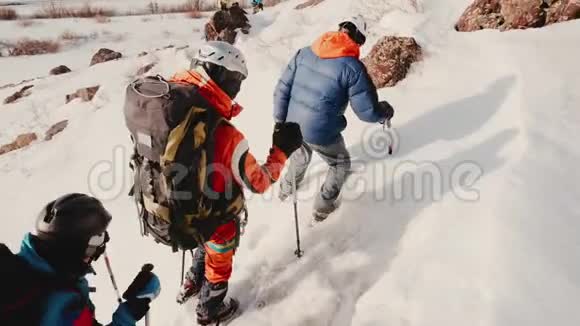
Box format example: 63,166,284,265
1,194,161,326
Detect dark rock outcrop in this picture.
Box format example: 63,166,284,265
456,0,580,31
65,86,100,103
295,0,325,10
362,36,422,88
0,133,37,155
546,0,580,24
3,85,33,104
44,120,68,140
49,65,72,75
90,48,122,66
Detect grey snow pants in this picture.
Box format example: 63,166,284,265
280,136,351,211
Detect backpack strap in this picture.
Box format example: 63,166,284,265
129,145,149,237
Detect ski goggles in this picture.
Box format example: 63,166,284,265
86,231,109,261
189,60,247,81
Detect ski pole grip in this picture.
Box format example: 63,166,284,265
141,263,154,272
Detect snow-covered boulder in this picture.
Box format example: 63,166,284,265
456,0,580,31
3,85,33,104
0,133,37,156
90,48,122,66
362,36,422,88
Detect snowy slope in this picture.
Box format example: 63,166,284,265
2,0,580,325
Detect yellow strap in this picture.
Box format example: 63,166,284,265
142,195,170,223
162,107,205,166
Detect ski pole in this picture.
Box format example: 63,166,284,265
103,251,122,304
292,165,304,258
384,119,393,155
180,250,186,286
141,264,154,326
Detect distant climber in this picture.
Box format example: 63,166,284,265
229,2,252,34
205,2,252,44
217,0,234,10
252,0,264,14
205,8,237,44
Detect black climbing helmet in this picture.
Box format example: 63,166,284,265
35,193,112,261
339,15,368,46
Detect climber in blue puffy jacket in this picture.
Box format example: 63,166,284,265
274,15,394,220
0,194,161,326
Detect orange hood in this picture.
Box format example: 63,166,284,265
311,32,360,59
170,68,243,120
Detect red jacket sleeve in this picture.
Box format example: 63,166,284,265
214,124,287,194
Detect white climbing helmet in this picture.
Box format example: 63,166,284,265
194,41,248,78
342,15,367,39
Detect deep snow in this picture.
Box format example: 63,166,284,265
1,0,580,325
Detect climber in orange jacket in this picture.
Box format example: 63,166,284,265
171,41,303,325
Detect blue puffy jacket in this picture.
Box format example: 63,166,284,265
12,234,138,326
274,31,387,145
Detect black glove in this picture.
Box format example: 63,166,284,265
273,122,303,157
122,264,160,321
378,101,394,122
125,298,151,321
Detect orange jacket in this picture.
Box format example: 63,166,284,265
170,69,287,195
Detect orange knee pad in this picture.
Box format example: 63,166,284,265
204,221,237,284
